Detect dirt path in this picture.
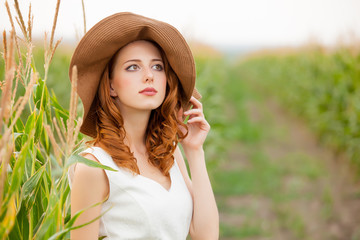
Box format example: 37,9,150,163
215,96,360,239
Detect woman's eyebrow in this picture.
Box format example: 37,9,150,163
123,58,163,64
124,59,141,64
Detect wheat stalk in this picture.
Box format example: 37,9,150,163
71,117,83,147
81,0,87,34
70,66,79,120
0,61,14,127
5,2,15,35
22,41,33,91
0,71,36,167
5,1,23,78
0,29,15,208
43,0,61,86
1,31,7,92
11,96,23,114
44,125,64,164
53,117,66,148
27,3,33,42
2,31,7,72
13,0,27,40
66,65,79,157
49,39,62,64
0,31,15,132
5,29,14,73
9,71,37,131
50,0,61,51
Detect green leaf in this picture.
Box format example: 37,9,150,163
20,166,45,210
23,111,36,141
40,122,50,154
0,195,16,238
51,90,69,124
13,132,23,140
47,200,111,240
34,110,44,143
14,115,25,132
51,90,69,116
66,154,118,172
34,78,45,110
36,148,46,165
33,192,60,239
6,140,31,205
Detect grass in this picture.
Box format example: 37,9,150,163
220,222,265,238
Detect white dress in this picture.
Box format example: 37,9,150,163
68,146,193,240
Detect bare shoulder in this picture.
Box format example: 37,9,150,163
70,152,108,238
72,153,109,200
75,153,105,179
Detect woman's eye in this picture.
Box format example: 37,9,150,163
152,64,163,71
126,65,139,71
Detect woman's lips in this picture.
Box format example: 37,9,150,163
139,87,158,96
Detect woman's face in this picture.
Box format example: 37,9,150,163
109,40,167,113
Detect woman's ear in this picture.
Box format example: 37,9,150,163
109,83,118,97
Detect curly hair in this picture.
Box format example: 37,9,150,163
87,41,188,176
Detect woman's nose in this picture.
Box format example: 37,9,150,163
144,68,154,83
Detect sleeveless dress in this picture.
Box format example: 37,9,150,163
68,146,193,240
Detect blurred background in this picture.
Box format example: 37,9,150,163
1,0,360,239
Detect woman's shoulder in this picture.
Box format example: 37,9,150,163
73,155,105,182
76,146,110,181
71,149,109,200
79,145,113,164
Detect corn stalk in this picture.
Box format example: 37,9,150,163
0,0,90,239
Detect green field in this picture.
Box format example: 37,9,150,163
1,38,360,239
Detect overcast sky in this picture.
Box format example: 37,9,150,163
1,0,360,50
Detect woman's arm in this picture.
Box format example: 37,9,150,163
70,153,109,240
177,97,219,240
174,147,219,239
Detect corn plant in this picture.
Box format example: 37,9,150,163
236,45,360,171
0,1,111,239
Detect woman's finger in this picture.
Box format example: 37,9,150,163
188,96,202,110
187,116,206,124
184,108,204,117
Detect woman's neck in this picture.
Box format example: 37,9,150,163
120,107,151,154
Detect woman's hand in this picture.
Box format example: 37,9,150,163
177,96,210,152
177,97,219,239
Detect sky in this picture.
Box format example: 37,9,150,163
1,0,360,52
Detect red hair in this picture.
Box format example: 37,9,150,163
87,41,188,176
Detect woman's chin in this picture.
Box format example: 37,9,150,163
134,102,163,111
142,100,164,110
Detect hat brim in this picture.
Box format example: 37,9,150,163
69,12,197,137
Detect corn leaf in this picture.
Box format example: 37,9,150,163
66,154,118,172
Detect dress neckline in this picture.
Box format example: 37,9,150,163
90,146,175,193
137,170,173,192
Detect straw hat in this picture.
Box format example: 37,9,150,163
69,12,201,138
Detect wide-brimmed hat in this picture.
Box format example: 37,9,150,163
69,12,200,138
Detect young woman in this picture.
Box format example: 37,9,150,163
68,12,219,240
